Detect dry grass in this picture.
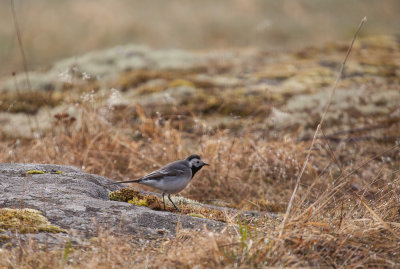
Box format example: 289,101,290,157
1,9,400,265
0,94,399,267
0,103,311,207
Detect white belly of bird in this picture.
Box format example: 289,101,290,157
140,175,190,194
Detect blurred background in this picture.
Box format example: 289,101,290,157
1,0,399,77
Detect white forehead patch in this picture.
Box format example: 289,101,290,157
191,158,203,167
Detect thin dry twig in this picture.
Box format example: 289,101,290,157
321,128,343,173
10,0,31,91
278,16,367,237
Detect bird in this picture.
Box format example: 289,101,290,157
109,154,209,211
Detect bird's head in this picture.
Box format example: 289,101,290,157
186,154,209,169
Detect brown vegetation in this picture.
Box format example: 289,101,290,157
1,32,400,267
0,90,399,267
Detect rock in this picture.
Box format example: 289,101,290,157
0,163,225,246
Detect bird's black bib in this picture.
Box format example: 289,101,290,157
191,165,203,178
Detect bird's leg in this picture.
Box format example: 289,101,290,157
168,194,181,212
162,192,166,211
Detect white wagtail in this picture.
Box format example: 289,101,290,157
109,154,209,211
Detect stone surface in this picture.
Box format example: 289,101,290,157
0,163,224,245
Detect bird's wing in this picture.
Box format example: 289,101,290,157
141,161,188,181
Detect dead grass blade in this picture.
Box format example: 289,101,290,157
354,192,400,240
279,16,368,237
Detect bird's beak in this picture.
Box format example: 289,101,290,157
203,162,209,166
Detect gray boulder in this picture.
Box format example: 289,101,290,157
0,163,224,245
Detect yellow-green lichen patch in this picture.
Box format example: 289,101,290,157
186,213,206,219
0,208,67,234
25,170,45,175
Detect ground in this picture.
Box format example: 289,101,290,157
0,35,399,267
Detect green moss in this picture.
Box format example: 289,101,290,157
0,208,67,234
128,197,148,207
109,188,142,202
25,170,45,175
109,188,165,210
109,188,228,222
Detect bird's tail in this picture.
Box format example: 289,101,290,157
107,179,142,185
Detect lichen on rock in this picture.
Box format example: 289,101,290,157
25,170,45,175
0,208,67,234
